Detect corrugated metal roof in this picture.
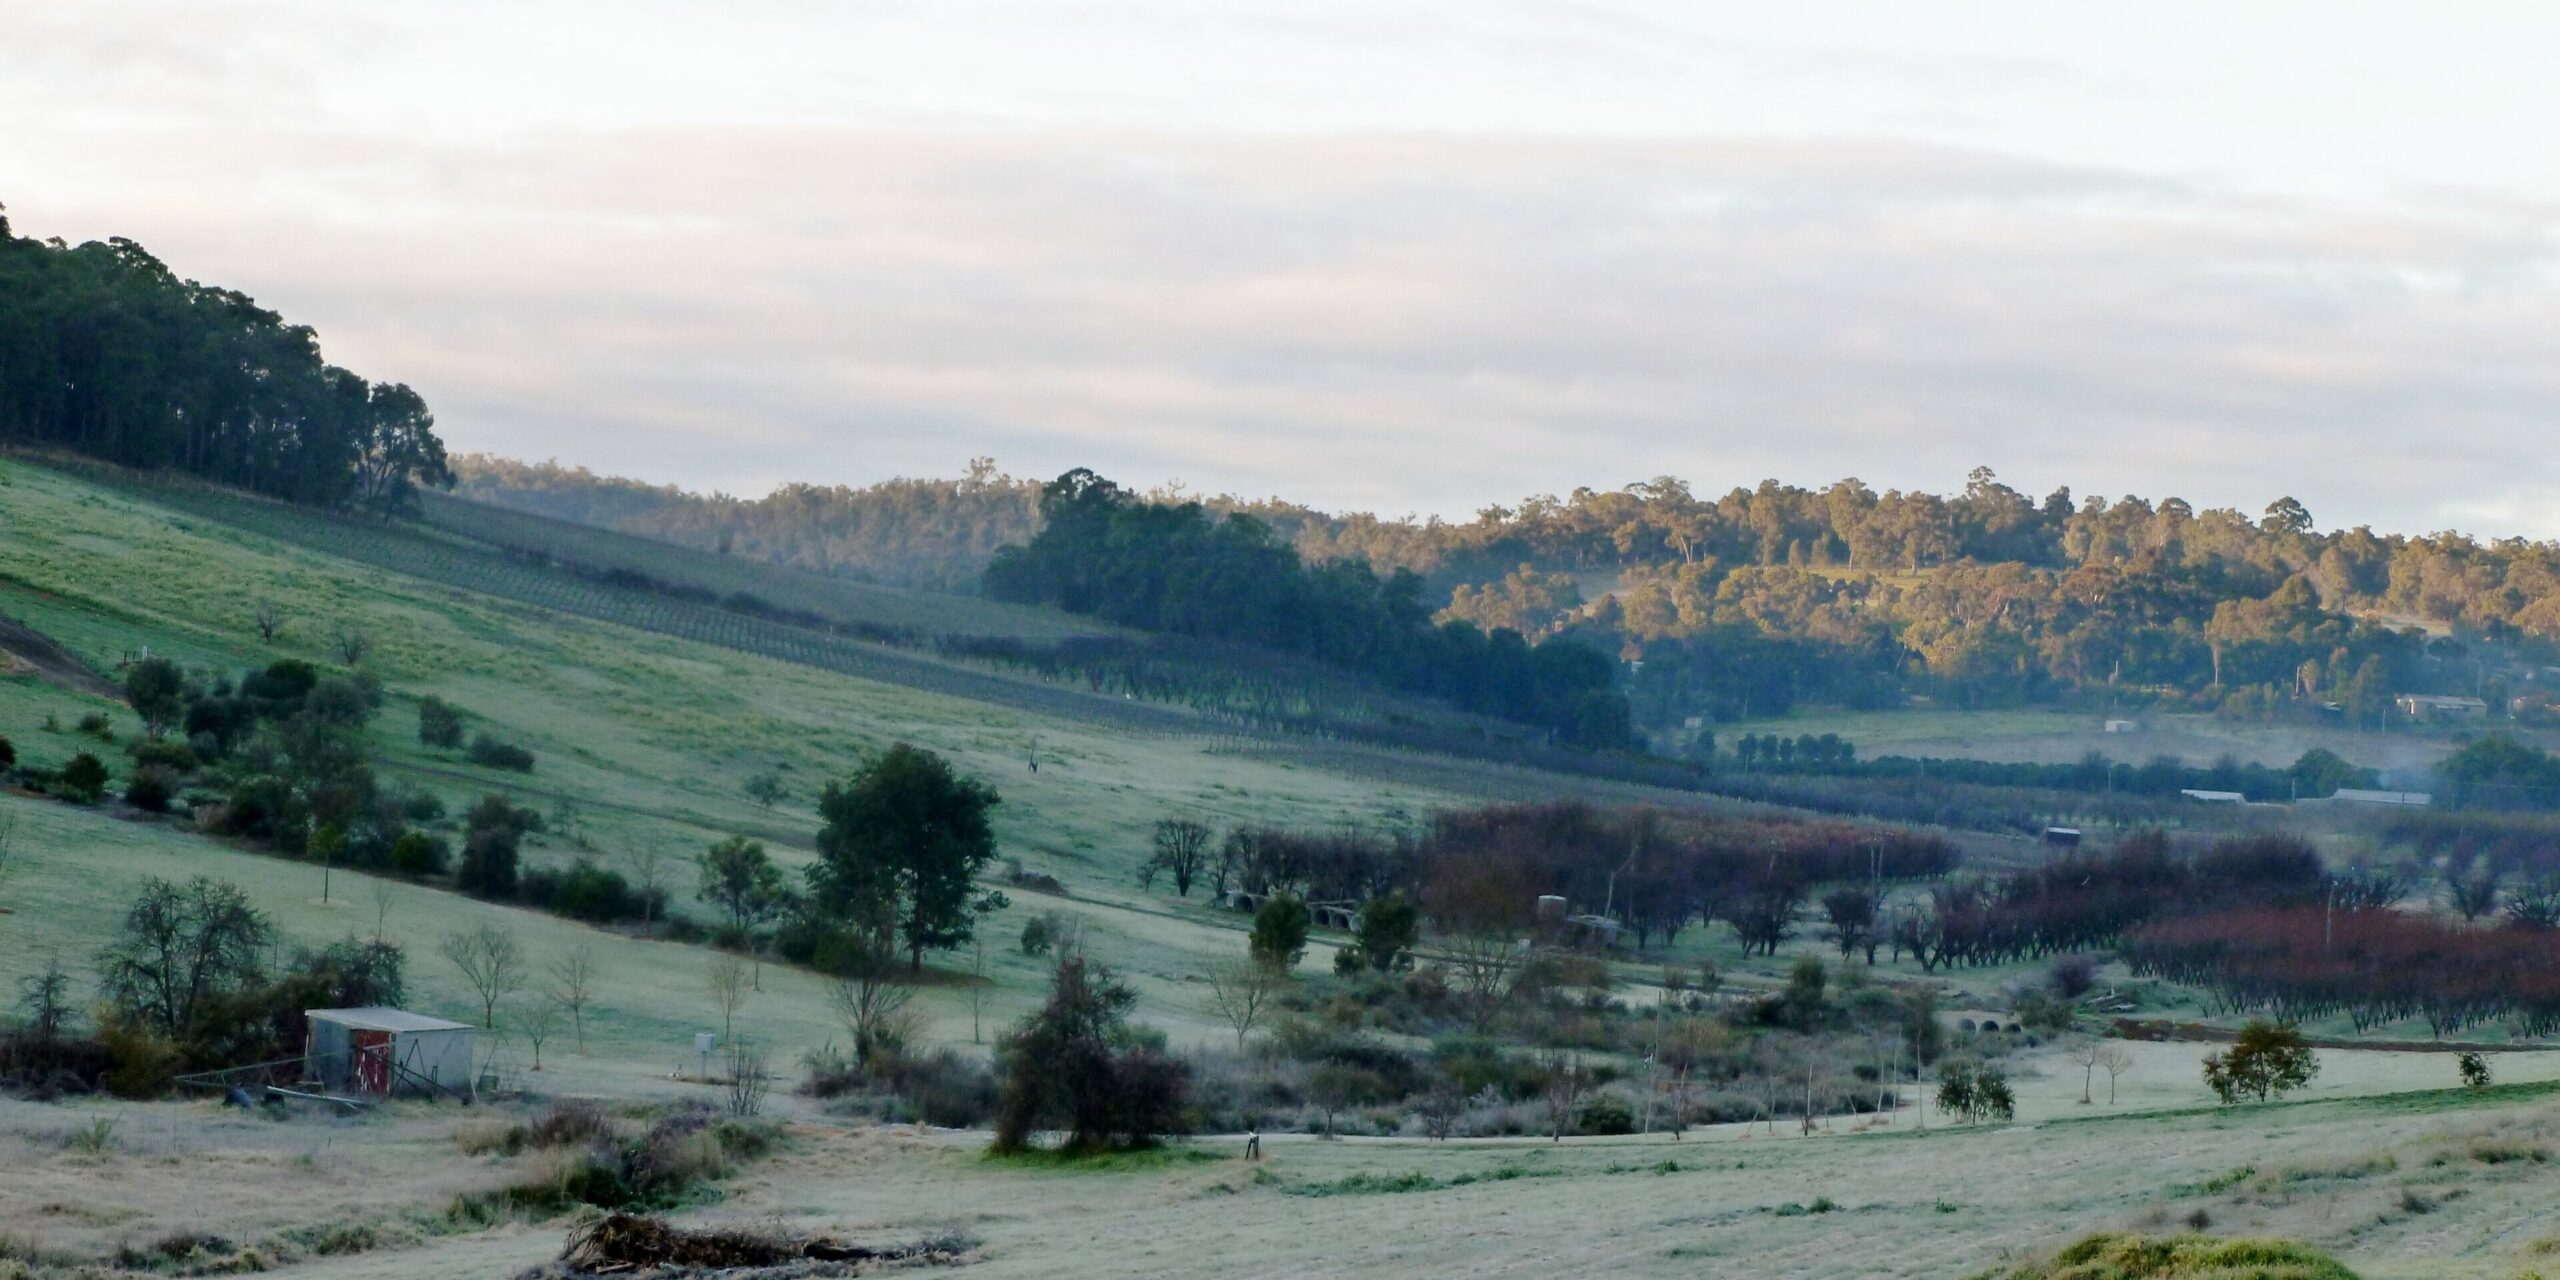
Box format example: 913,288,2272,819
307,1007,476,1033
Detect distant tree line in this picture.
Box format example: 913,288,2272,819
442,455,2560,733
2125,906,2560,1039
452,453,1039,593
0,206,453,507
983,469,1633,748
1729,743,2379,804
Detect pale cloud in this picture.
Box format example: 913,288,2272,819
3,3,2558,533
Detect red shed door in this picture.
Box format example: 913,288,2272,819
351,1030,393,1094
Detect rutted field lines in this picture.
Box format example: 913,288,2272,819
130,480,1208,737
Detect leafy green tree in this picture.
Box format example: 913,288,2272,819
456,827,520,899
991,950,1188,1154
808,744,1006,972
697,836,786,934
1936,1059,2015,1124
124,658,186,738
1248,894,1311,972
0,219,453,508
1345,892,1419,973
2202,1020,2319,1104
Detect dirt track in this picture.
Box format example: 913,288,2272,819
0,609,121,697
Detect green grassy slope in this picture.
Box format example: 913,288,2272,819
0,457,1447,1046
413,488,1118,644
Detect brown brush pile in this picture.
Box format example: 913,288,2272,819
532,1213,972,1277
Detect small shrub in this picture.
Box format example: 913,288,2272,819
63,1116,117,1155
2050,954,2098,999
97,1022,181,1098
519,859,641,923
2469,1140,2548,1165
1019,911,1067,957
391,831,451,878
419,696,466,749
0,734,15,771
467,734,536,773
1576,1091,1636,1136
124,764,180,813
58,752,110,802
2457,1051,2492,1090
401,789,447,824
128,738,197,774
76,712,113,741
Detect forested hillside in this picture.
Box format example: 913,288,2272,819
457,457,2560,736
983,469,1633,748
453,454,1039,593
0,204,451,507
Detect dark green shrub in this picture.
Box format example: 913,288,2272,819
520,859,641,923
60,751,110,802
400,789,446,823
0,734,15,771
418,696,465,749
76,712,114,741
467,734,536,773
1250,895,1310,971
1577,1091,1637,1135
129,738,198,774
465,793,542,837
125,764,181,813
390,831,450,878
1019,911,1067,956
239,660,317,719
456,827,520,899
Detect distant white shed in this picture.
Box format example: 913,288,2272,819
2179,789,2246,804
2330,788,2433,807
305,1007,478,1098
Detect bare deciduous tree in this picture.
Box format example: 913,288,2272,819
1204,957,1286,1050
2096,1044,2135,1106
330,625,372,666
440,923,526,1030
253,599,283,643
2073,1041,2107,1104
1418,1084,1464,1141
1445,933,1526,1033
517,996,562,1071
708,952,753,1043
826,945,916,1064
723,1042,771,1116
1140,818,1215,897
622,844,673,937
1540,1049,1590,1142
548,942,597,1052
367,877,398,946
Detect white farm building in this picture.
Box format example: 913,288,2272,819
304,1007,479,1098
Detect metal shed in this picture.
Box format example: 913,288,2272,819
305,1007,478,1098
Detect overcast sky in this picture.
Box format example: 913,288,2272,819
6,2,2556,533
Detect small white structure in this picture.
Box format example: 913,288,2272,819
2397,693,2487,720
2179,788,2246,804
2044,826,2083,847
2102,719,2136,734
2330,788,2433,807
305,1007,478,1098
